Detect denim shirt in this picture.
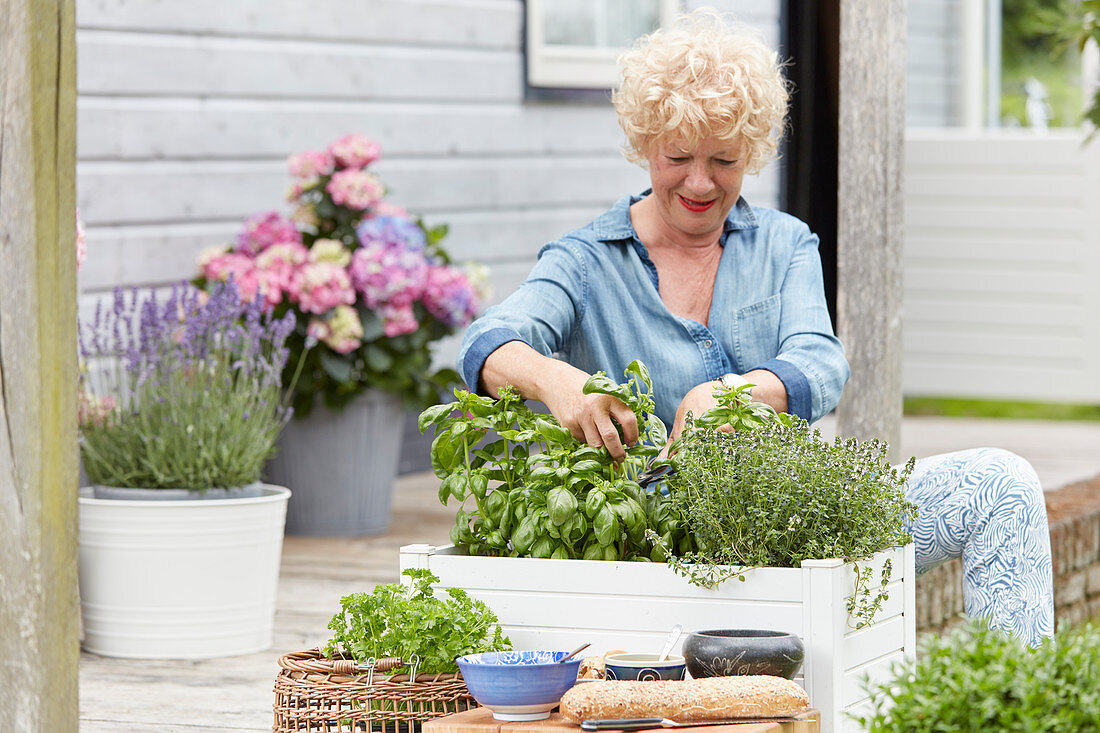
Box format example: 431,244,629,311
457,192,849,428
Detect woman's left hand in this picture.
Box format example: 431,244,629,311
666,380,723,448
664,369,790,453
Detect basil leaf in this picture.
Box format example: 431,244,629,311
594,504,618,546
417,402,455,433
511,516,538,554
547,487,578,527
582,372,632,402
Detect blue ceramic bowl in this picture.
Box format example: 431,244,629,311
604,653,686,681
455,650,582,721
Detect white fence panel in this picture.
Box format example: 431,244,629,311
903,130,1100,402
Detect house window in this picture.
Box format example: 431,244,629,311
526,0,680,89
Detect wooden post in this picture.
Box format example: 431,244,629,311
0,0,79,730
835,0,906,460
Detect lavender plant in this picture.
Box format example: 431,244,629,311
78,281,296,490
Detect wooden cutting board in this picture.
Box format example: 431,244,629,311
423,707,821,733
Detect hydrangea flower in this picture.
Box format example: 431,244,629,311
199,251,264,303
379,302,419,338
254,242,309,307
422,265,480,328
309,239,352,267
348,239,428,309
370,201,409,219
312,305,364,354
237,211,301,255
327,133,381,169
288,150,335,179
357,215,426,252
326,169,385,211
76,208,87,271
291,262,355,314
194,132,489,414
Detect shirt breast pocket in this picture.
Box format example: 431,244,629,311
734,294,781,370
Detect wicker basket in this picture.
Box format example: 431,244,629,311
273,648,476,732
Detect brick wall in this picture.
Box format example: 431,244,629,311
915,478,1100,635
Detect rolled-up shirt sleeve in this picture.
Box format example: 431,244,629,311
457,239,588,392
755,224,849,422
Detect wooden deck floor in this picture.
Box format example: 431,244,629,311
78,472,455,732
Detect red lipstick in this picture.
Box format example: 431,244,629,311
678,195,716,212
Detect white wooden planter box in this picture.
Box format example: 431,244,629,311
400,543,915,733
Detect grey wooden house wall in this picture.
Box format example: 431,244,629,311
75,0,780,366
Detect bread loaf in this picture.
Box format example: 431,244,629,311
559,676,809,722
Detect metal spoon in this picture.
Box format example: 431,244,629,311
658,624,683,661
559,642,591,662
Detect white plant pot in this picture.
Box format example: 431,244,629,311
400,543,916,733
78,484,290,659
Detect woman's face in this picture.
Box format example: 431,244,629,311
645,134,746,240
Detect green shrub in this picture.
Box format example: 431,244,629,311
857,619,1100,731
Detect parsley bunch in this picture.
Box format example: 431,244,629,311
323,569,510,674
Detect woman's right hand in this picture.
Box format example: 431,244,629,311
540,370,639,463
480,342,638,462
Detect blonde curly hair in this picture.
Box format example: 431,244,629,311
612,8,789,174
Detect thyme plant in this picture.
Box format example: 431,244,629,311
656,386,918,627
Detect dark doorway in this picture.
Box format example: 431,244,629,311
780,0,840,329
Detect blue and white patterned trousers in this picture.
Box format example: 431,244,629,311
904,448,1054,646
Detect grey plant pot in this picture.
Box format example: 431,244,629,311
265,389,404,536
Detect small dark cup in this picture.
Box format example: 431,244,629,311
683,629,804,680
604,653,686,681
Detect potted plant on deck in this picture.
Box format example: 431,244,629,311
196,133,488,536
77,280,295,659
404,363,919,733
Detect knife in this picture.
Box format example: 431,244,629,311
580,717,800,730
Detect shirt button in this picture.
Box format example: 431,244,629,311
704,340,713,348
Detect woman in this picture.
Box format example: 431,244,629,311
457,10,1053,646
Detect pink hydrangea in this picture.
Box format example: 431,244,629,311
379,302,419,338
326,169,384,211
288,150,335,179
237,211,302,255
78,391,117,428
290,262,355,314
199,251,264,303
327,133,381,169
422,265,480,328
369,200,409,219
348,242,428,310
254,242,309,307
306,318,330,345
76,208,87,271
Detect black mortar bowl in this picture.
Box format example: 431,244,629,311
682,629,804,680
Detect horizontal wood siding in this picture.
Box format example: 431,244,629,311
902,131,1100,402
76,0,781,359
